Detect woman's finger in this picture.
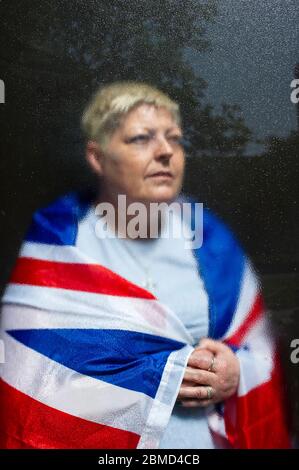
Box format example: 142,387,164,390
178,385,215,401
180,379,197,387
188,348,214,370
198,338,228,354
187,353,218,374
184,366,217,386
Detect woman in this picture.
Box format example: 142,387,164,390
0,82,290,449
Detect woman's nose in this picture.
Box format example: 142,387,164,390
154,136,173,159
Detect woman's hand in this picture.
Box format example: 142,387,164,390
177,338,240,408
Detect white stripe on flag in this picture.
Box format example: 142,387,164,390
0,330,155,436
2,287,193,344
236,317,274,396
224,260,259,339
137,344,194,448
20,241,100,265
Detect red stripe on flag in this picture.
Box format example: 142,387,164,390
0,379,140,449
226,293,264,347
10,257,155,300
224,357,291,449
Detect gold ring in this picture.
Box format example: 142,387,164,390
208,355,215,372
206,386,213,400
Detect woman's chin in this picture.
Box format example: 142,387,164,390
142,189,180,204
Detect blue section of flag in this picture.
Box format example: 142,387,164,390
25,192,91,246
7,329,185,399
189,201,245,339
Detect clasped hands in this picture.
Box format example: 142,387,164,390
177,338,240,408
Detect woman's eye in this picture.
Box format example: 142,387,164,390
128,134,150,144
169,135,183,144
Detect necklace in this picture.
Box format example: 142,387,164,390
119,208,172,293
141,266,157,292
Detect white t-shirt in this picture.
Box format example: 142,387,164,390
76,205,216,449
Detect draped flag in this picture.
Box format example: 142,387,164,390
0,192,291,448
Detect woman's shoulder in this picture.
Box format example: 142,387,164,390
25,190,95,246
178,192,244,256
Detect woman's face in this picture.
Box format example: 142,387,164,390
87,103,185,205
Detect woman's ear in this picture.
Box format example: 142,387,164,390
85,140,104,176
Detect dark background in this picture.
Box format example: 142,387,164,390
0,0,298,441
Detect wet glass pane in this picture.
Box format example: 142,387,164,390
0,0,298,449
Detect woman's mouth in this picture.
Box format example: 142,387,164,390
147,171,173,179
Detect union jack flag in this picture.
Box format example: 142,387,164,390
0,192,291,448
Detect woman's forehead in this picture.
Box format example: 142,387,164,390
120,103,181,131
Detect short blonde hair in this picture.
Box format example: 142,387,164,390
81,81,181,148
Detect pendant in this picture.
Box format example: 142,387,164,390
142,276,157,292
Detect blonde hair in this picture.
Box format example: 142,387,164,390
81,81,181,148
